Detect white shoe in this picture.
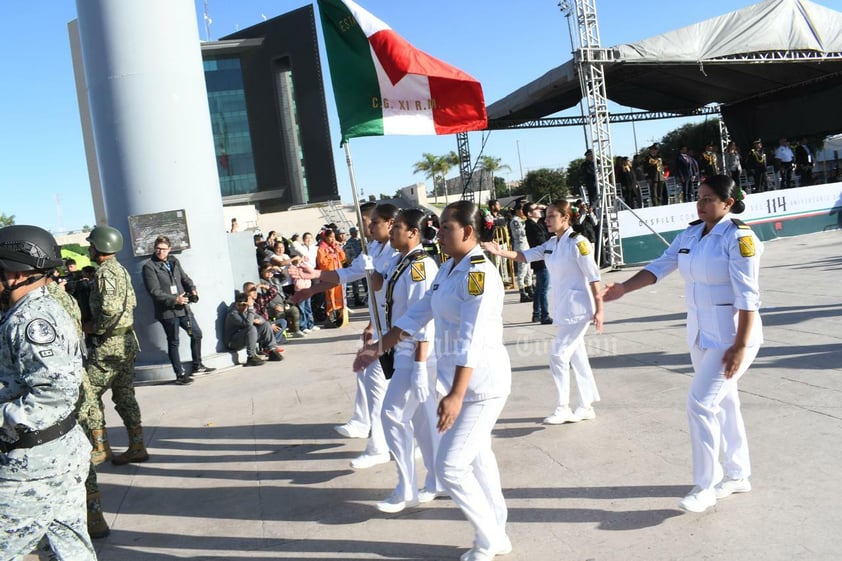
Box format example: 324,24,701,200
715,477,751,499
678,486,716,513
310,325,321,331
417,487,440,503
543,407,579,425
376,491,419,513
301,328,311,334
459,535,512,561
350,452,390,469
572,406,596,421
334,424,369,439
291,331,306,338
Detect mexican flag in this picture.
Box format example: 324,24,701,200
318,0,487,143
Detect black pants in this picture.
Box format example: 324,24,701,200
159,314,202,375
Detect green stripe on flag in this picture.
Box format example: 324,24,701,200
318,0,384,142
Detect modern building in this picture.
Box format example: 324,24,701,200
71,4,338,221
203,5,338,212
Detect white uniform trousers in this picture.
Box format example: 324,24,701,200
362,359,389,456
437,396,508,551
549,320,600,410
345,370,371,434
688,343,759,490
381,361,440,501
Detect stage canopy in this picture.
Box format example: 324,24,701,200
487,0,842,146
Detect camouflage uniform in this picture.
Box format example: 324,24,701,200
0,286,96,560
79,256,141,431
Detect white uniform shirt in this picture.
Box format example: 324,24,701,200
522,230,601,325
645,214,763,350
774,144,794,163
379,248,438,361
336,239,398,339
396,245,511,401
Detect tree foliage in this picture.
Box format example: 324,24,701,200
657,120,722,172
478,155,511,197
513,168,567,202
0,213,15,227
565,158,586,197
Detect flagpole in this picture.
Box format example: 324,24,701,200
344,141,384,341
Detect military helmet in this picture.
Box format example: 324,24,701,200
0,225,64,272
87,225,123,254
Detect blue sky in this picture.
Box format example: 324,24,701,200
3,0,840,232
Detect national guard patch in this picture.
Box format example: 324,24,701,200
576,240,590,256
738,236,755,257
411,261,426,282
467,271,485,296
26,319,56,345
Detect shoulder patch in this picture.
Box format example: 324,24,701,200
410,261,426,282
689,219,703,225
731,218,751,230
467,271,485,296
469,255,485,265
569,231,580,238
738,235,756,257
576,240,591,256
26,319,57,345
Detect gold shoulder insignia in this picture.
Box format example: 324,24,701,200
469,255,485,265
410,261,426,282
576,240,590,256
569,231,580,238
731,218,751,230
467,271,485,296
738,235,755,257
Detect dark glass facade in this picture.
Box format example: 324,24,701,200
203,56,258,197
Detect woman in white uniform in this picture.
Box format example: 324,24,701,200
373,208,440,513
484,199,603,424
603,175,763,513
291,203,399,469
355,200,513,561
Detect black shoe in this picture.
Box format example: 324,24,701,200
245,356,266,367
519,293,533,303
192,364,216,374
175,374,194,385
268,350,284,362
532,315,540,322
541,317,554,325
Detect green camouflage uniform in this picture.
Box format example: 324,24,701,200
79,257,141,432
0,286,96,560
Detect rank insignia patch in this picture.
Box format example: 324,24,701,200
738,236,755,257
411,261,426,282
576,240,590,256
467,272,485,296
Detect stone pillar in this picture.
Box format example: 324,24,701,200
75,0,235,381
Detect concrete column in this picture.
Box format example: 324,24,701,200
75,0,236,381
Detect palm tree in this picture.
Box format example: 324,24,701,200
437,151,459,204
478,155,511,198
413,153,440,202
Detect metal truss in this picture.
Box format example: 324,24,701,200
456,131,476,203
488,105,722,130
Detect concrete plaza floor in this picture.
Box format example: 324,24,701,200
32,229,842,561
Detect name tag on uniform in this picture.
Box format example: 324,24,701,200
679,248,690,254
544,249,553,254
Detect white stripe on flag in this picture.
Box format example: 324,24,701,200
371,46,436,136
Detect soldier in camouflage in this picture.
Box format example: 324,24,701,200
0,225,96,560
79,225,147,469
47,273,111,540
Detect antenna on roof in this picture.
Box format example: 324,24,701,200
203,0,212,41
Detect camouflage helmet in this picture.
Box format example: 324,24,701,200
0,225,64,272
87,225,123,254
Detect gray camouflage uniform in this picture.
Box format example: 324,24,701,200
0,286,95,560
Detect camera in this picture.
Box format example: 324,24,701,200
184,292,199,304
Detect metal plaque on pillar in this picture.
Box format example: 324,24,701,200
127,209,192,256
